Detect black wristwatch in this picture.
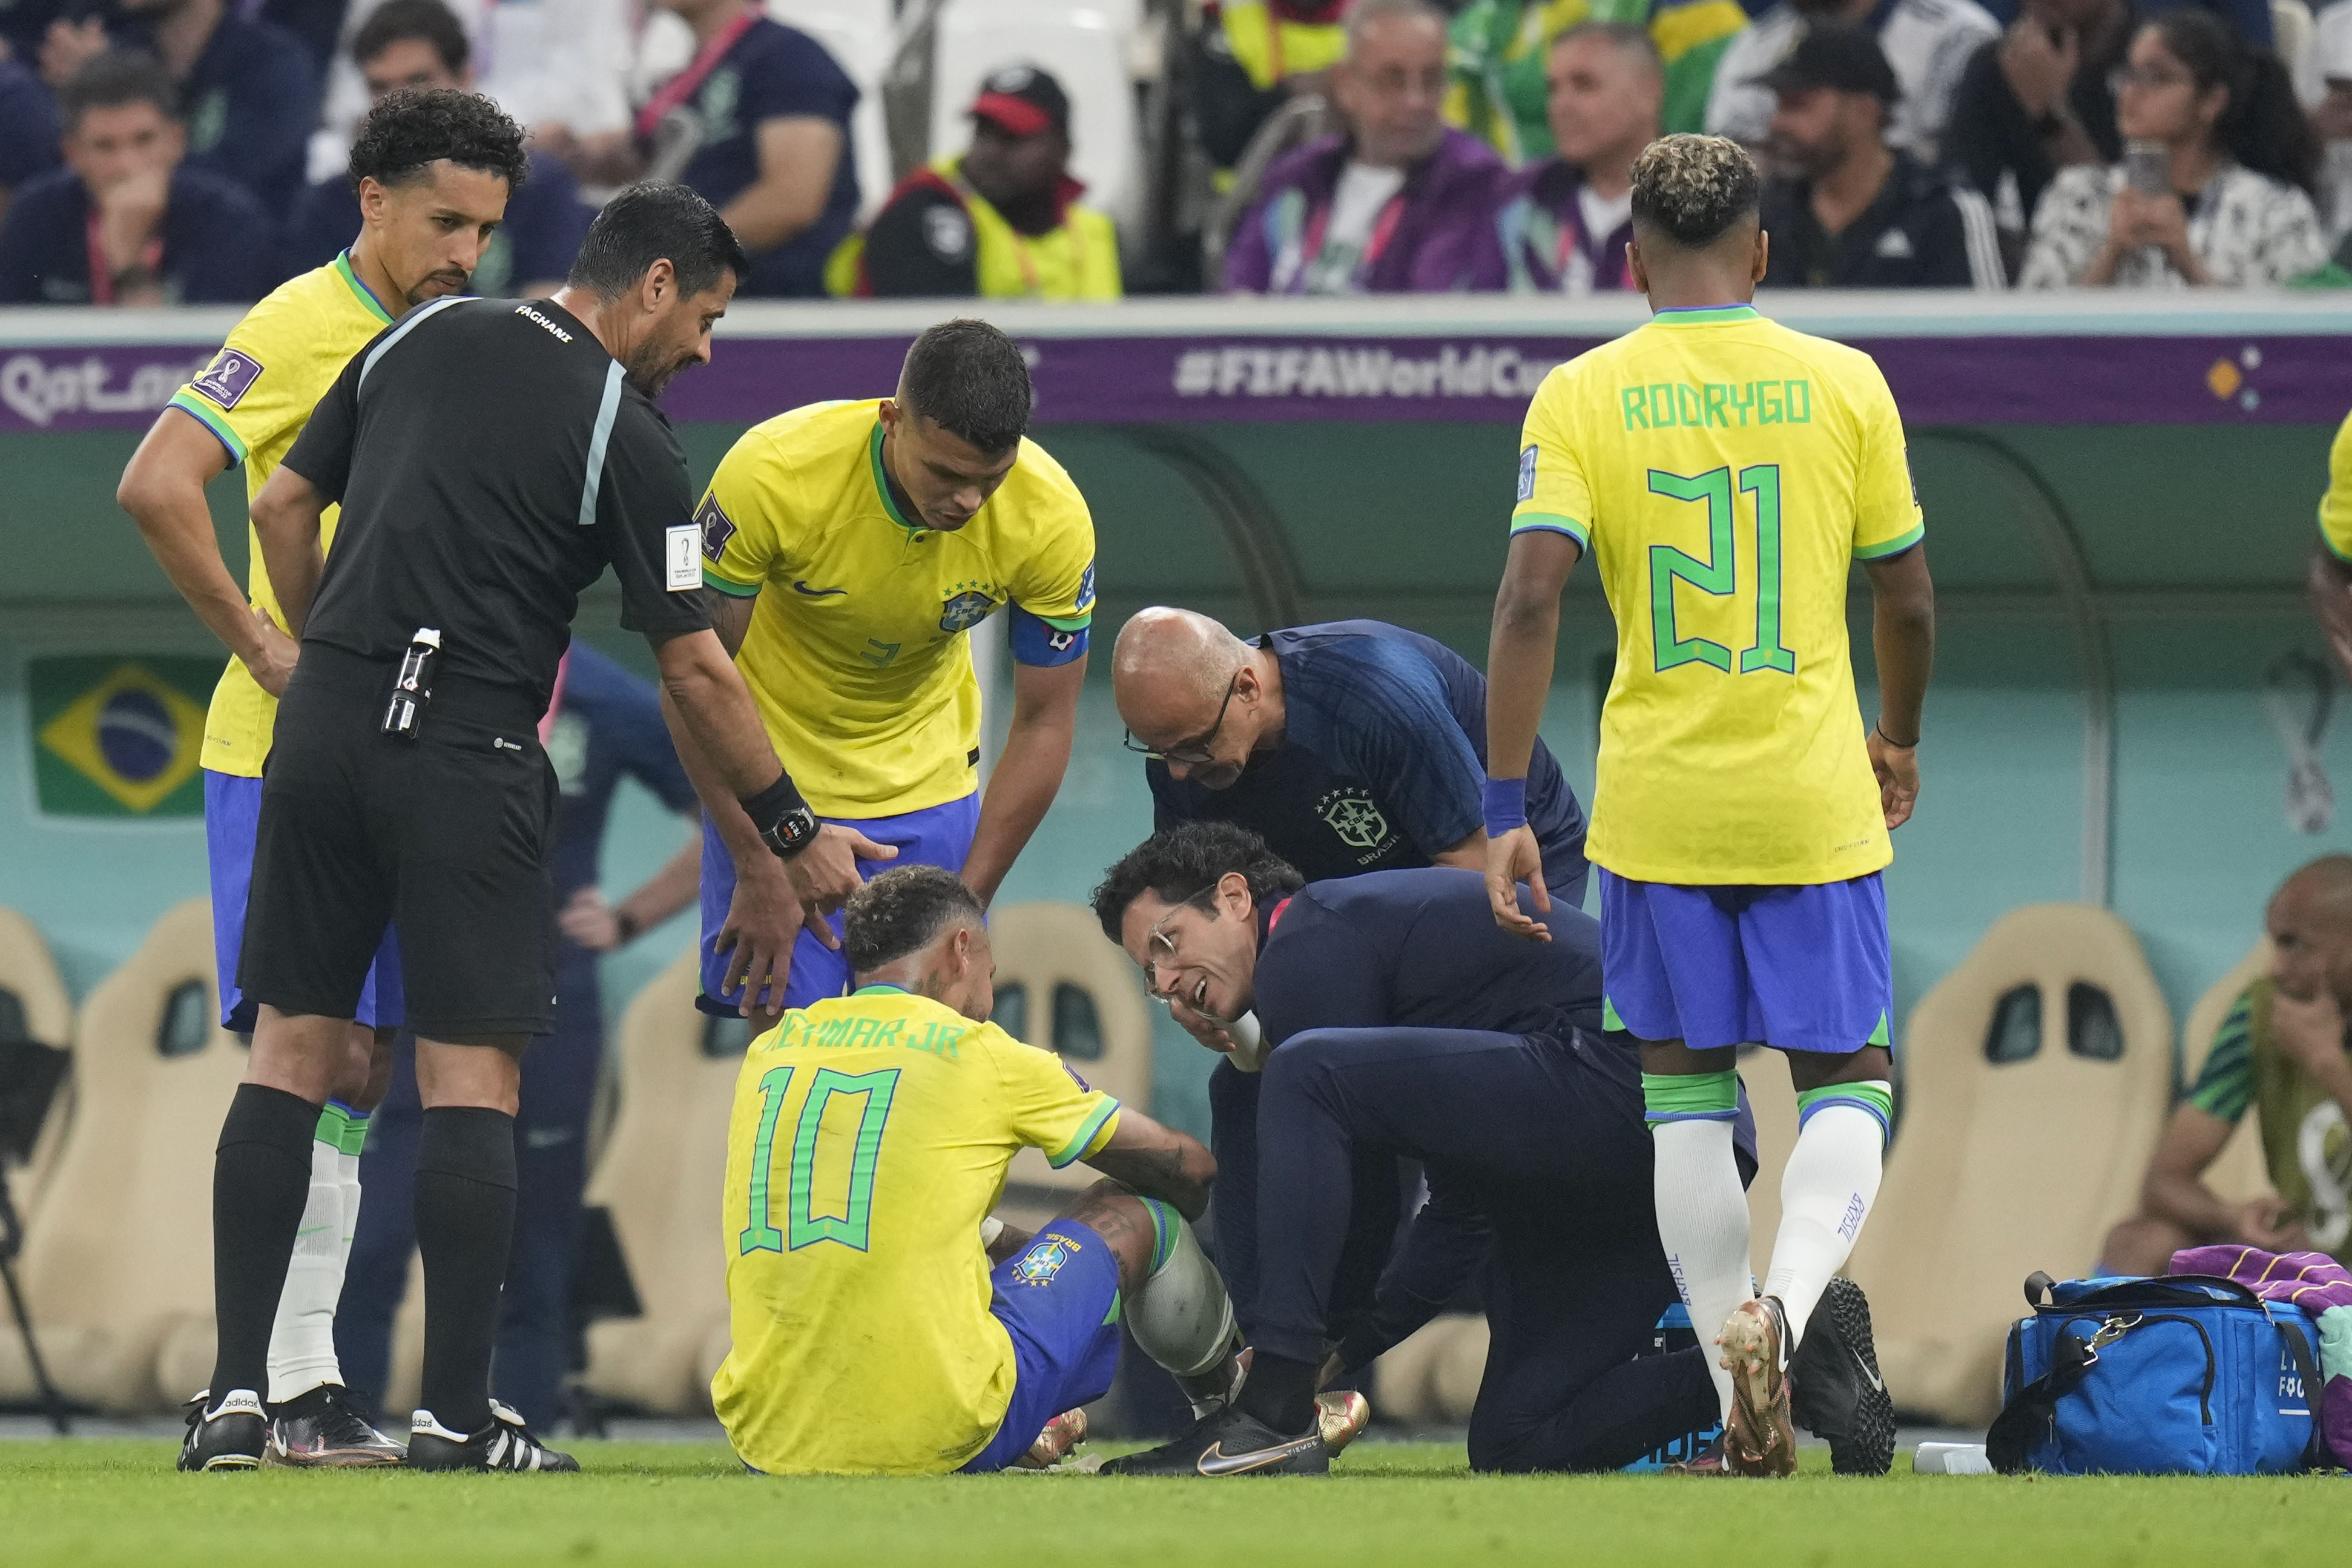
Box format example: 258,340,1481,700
760,804,819,860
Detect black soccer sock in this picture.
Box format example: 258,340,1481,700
1234,1351,1319,1436
413,1106,518,1434
209,1083,325,1404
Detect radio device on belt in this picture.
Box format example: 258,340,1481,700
383,627,442,739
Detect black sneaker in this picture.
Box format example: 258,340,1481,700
407,1401,579,1472
1101,1406,1328,1477
1790,1277,1896,1476
177,1388,266,1472
267,1383,406,1468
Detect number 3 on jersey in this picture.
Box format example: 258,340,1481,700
740,1065,900,1254
1646,465,1794,676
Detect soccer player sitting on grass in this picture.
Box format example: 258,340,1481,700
713,865,1250,1475
1481,133,1935,1477
1093,823,1895,1477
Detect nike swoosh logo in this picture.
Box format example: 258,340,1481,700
1851,1346,1885,1394
792,580,847,598
1195,1434,1323,1476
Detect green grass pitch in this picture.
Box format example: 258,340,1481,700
5,1438,2345,1566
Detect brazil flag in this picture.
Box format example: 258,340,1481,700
31,656,216,817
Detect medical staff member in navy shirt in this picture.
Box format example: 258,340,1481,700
284,0,591,295
42,0,320,217
537,0,857,298
337,642,704,1430
1087,826,1842,1478
0,50,273,303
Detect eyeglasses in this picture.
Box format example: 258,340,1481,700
1121,674,1241,766
2108,64,2192,93
1141,886,1222,997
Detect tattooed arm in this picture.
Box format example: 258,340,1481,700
1083,1106,1216,1222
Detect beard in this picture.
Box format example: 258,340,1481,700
625,341,692,399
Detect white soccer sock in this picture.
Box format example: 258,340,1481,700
266,1135,348,1402
1761,1093,1888,1351
1650,1116,1753,1424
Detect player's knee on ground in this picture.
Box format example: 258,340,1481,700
2098,1213,2193,1276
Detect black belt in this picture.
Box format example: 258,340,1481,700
294,641,542,733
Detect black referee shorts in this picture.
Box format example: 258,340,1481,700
238,647,557,1040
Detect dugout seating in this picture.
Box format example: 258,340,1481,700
1845,904,2173,1426
0,899,242,1411
986,901,1154,1233
579,949,737,1417
2179,940,2279,1206
0,906,76,1221
928,0,1146,232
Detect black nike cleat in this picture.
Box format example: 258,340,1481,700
1101,1406,1329,1477
1790,1277,1896,1476
267,1383,406,1468
407,1401,579,1472
177,1388,267,1472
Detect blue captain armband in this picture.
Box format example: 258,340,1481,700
1009,604,1090,667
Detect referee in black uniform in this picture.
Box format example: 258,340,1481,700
183,184,842,1473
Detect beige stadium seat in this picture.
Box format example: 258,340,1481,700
0,907,76,1222
2179,940,2278,1207
579,949,737,1415
0,900,244,1411
987,903,1153,1233
1739,1048,1799,1282
1368,1312,1486,1428
1845,904,2172,1426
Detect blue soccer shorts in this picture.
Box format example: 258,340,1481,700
205,769,403,1033
696,791,980,1017
960,1219,1126,1474
1596,868,1891,1054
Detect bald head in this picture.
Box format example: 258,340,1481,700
1112,608,1276,789
2267,854,2352,1006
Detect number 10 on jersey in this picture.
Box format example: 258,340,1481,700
1645,464,1794,676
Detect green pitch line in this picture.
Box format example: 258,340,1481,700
2,1440,2343,1568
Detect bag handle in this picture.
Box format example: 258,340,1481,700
2024,1271,2265,1311
2274,1317,2335,1472
1986,1325,2100,1474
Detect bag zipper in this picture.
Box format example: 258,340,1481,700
2058,1311,2215,1425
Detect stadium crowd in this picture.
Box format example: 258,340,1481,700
0,0,2350,304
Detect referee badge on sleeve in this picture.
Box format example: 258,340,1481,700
1517,444,1539,503
665,524,700,591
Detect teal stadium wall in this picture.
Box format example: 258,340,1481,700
3,295,2349,1137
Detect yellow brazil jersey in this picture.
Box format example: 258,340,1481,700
697,399,1096,818
168,252,396,776
2320,406,2352,562
1512,303,1923,886
713,985,1120,1475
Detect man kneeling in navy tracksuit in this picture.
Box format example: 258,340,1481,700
1090,823,1890,1477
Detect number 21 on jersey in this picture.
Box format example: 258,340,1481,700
1646,464,1794,677
740,1065,900,1254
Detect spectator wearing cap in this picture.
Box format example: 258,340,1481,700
1473,22,1661,293
2021,8,2325,287
1757,23,2005,286
1194,0,1351,176
1943,0,2130,274
1225,0,1504,294
0,50,274,303
827,65,1121,300
539,0,857,297
0,54,62,225
1705,0,1997,162
282,0,590,296
38,0,321,217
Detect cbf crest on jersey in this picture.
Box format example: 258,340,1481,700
31,656,214,816
939,584,998,633
1318,787,1394,854
1012,1234,1079,1287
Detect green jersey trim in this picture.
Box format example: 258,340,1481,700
1650,304,1761,326
1511,512,1589,547
867,420,921,534
1047,1097,1121,1169
1030,610,1093,631
2321,519,2352,564
850,984,911,996
167,390,248,464
334,250,395,325
702,566,763,598
1854,522,1926,561
2187,989,2256,1125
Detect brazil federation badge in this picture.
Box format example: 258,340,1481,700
31,656,214,817
1013,1234,1080,1287
939,585,998,633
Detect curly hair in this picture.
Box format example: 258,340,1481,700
1629,133,1758,249
348,86,528,197
843,865,986,974
899,320,1033,455
1089,823,1305,943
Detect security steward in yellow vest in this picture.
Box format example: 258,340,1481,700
827,65,1120,301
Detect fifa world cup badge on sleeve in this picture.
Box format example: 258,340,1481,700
696,493,736,561
1517,444,1539,503
666,524,700,591
1012,1235,1079,1286
192,349,263,410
